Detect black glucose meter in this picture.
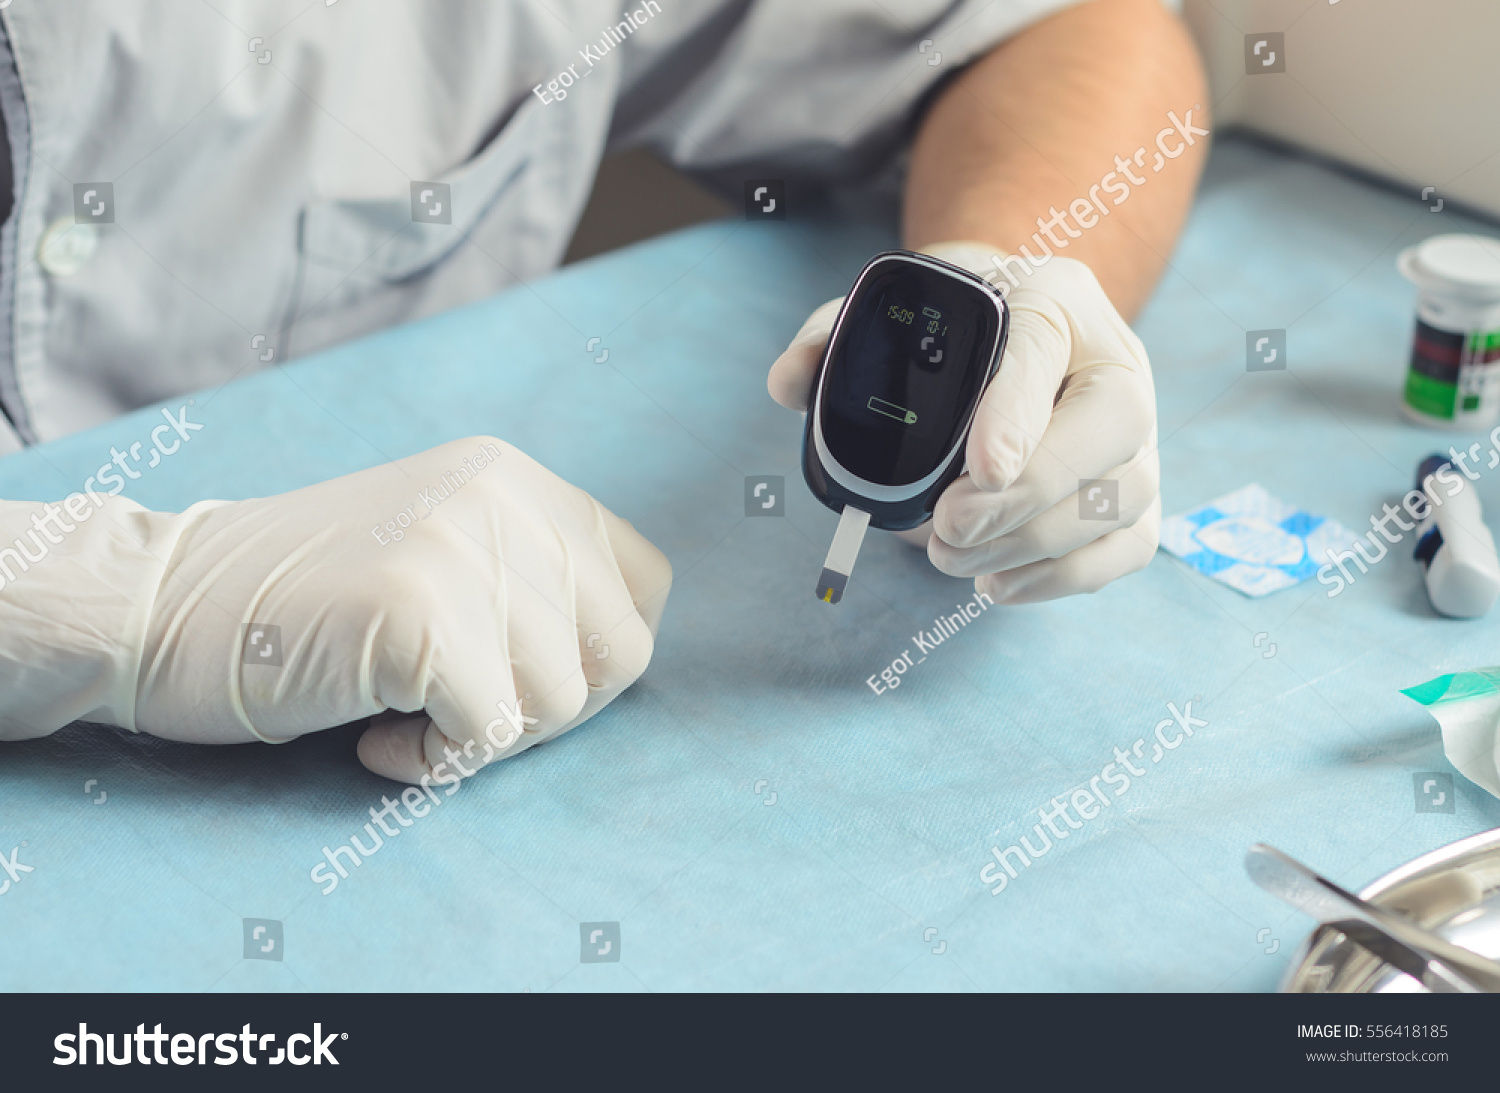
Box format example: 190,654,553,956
803,250,1010,602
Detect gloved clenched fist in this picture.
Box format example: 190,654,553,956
768,241,1159,603
0,437,672,784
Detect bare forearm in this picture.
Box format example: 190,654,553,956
904,0,1209,319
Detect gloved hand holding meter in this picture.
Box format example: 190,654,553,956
770,241,1161,606
800,248,1010,603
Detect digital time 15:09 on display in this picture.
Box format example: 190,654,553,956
886,303,947,337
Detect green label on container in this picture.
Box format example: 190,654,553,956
1471,329,1500,359
1404,369,1456,419
1405,319,1500,420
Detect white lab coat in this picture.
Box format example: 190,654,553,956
0,0,1076,452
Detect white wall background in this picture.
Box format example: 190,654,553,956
1184,0,1500,217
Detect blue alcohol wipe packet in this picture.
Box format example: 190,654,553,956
1158,483,1359,597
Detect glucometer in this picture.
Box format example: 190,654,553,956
803,249,1010,603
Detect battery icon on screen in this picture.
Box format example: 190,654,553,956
868,396,917,425
922,307,941,320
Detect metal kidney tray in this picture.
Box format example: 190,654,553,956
1285,827,1500,992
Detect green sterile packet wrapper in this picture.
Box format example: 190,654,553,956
1403,668,1500,798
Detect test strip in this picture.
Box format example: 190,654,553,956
815,505,871,604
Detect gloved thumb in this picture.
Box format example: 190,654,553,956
964,288,1073,492
767,297,843,411
355,665,526,786
353,599,526,785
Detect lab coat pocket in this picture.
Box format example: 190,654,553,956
292,96,544,320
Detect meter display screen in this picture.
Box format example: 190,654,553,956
819,259,1002,487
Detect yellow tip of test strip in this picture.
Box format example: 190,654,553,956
814,506,871,604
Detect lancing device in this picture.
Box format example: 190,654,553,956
1414,453,1500,618
803,250,1010,603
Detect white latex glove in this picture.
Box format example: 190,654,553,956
768,241,1160,603
0,437,672,785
